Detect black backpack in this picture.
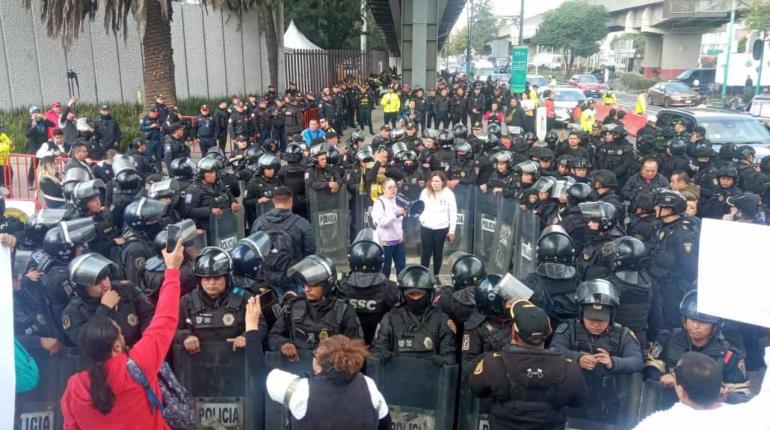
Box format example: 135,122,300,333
259,215,300,285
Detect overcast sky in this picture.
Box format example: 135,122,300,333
453,0,566,33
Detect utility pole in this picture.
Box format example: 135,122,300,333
466,0,474,77
756,31,766,96
722,0,736,99
518,0,525,45
360,0,367,52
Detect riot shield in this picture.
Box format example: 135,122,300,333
264,350,315,430
565,371,644,430
445,184,474,255
16,351,60,430
366,356,458,430
209,209,240,251
307,186,350,266
173,342,261,430
510,207,540,279
399,180,423,257
486,196,518,274
473,191,500,263
457,387,492,430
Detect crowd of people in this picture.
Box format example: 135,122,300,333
3,73,770,430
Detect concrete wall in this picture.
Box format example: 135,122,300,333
0,0,273,109
400,0,438,89
660,31,702,79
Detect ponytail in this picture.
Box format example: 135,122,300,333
79,316,119,415
88,363,115,414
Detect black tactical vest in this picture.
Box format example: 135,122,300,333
290,299,347,349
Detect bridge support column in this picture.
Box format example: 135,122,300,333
401,0,439,89
641,34,662,78
660,32,702,80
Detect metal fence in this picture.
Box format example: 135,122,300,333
284,50,389,94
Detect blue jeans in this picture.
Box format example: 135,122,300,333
383,242,406,278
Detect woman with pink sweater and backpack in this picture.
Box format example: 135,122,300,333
371,178,406,278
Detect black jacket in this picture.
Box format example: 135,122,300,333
251,208,316,259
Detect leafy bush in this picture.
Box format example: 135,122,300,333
619,73,659,92
0,97,222,153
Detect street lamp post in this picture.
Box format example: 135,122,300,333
721,0,736,99
466,0,474,77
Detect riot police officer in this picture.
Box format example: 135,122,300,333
661,139,693,179
592,169,626,223
435,253,487,324
147,178,183,226
524,225,579,327
482,151,515,198
108,155,144,230
244,153,281,228
62,252,154,347
576,201,625,280
396,150,427,196
372,265,456,366
176,246,260,354
647,290,750,404
628,190,661,249
306,144,343,193
551,279,643,423
446,140,476,187
468,300,586,430
163,123,191,172
269,255,362,358
169,157,197,193
700,166,742,219
595,124,634,190
337,229,397,344
278,142,309,218
13,249,63,358
735,145,768,193
140,220,199,303
118,197,166,286
184,157,238,236
603,236,659,347
648,190,699,329
461,274,515,375
431,130,456,172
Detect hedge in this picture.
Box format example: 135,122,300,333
619,73,659,92
0,97,222,153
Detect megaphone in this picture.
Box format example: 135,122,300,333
395,193,425,218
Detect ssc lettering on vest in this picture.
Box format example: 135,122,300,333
348,298,378,311
197,401,242,427
20,410,54,430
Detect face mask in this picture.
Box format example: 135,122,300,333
404,293,430,313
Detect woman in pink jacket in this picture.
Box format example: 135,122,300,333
371,177,406,278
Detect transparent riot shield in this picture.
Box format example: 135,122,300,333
457,387,492,430
307,186,350,266
473,191,500,263
366,356,458,430
565,371,644,430
398,179,423,257
264,350,315,430
486,196,519,274
510,207,540,279
209,209,240,251
445,184,475,255
16,351,60,430
173,342,260,430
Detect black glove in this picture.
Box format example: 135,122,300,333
373,350,393,364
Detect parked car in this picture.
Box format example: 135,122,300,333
655,107,770,159
568,74,606,98
526,75,549,88
746,94,770,122
672,68,716,93
552,87,587,125
648,81,703,107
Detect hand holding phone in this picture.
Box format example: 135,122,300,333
166,224,182,253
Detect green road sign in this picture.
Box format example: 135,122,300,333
511,46,528,93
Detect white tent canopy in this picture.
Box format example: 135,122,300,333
284,20,322,50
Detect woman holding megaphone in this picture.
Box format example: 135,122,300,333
418,171,457,276
371,177,406,278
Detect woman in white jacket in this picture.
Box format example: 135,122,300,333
418,171,457,276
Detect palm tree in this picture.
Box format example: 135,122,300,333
24,0,283,107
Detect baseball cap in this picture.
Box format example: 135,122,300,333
29,106,40,114
510,300,551,344
583,303,612,321
380,124,391,131
51,100,62,108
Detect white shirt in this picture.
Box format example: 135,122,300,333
266,369,389,420
418,187,458,234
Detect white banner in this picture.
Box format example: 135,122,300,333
535,107,547,142
0,244,15,429
698,219,770,327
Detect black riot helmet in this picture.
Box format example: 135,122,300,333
576,279,620,322
437,130,454,148
245,145,265,164
523,131,537,144
669,139,687,156
656,189,687,215
285,142,305,163
679,290,720,324
545,130,559,145
636,134,656,153
396,150,418,163
450,254,486,289
454,140,472,155
592,169,618,189
357,146,374,163
452,123,469,139
487,123,502,139
579,201,618,231
68,252,116,288
153,219,198,253
117,170,143,192
486,133,500,148
230,231,271,279
602,236,648,271
736,145,756,161
567,183,594,206
170,157,197,179
392,142,409,159
397,265,436,301
716,166,739,181
147,178,180,202
632,190,658,213
514,160,540,178
718,142,737,161
197,155,223,173
62,168,91,201
25,208,68,247
112,154,136,177
43,218,96,262
536,225,575,265
490,150,513,165
475,273,534,318
288,255,338,292
258,153,282,173
350,129,366,143
694,144,716,159
310,142,329,162
123,198,167,234
194,246,233,278
348,229,384,272
72,179,105,211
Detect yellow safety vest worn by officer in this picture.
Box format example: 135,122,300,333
635,93,646,115
0,133,13,165
360,162,386,202
529,89,539,107
380,93,401,113
602,93,617,105
580,109,596,132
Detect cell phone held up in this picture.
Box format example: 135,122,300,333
166,224,182,253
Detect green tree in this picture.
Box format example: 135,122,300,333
531,0,609,75
285,0,365,49
747,0,770,31
446,0,499,56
